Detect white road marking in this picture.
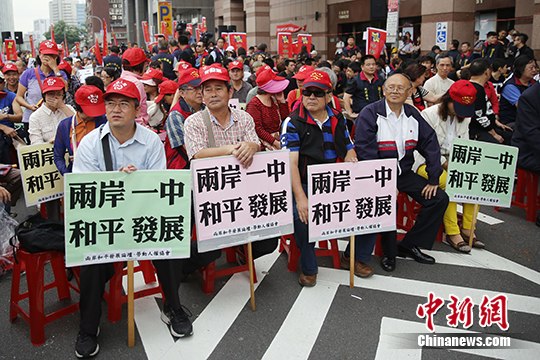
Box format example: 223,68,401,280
262,281,339,360
375,317,540,360
159,251,281,360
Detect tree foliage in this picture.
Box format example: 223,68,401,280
43,21,87,48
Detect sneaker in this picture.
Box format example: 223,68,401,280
75,331,99,358
161,305,193,338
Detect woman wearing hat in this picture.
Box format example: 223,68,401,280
414,80,482,253
246,67,290,150
150,80,179,141
16,40,68,125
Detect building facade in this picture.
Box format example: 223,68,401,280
49,0,82,26
215,0,540,59
0,0,15,32
33,19,51,41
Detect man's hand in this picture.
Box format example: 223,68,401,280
119,164,137,173
232,142,258,168
0,124,17,138
493,133,504,143
344,152,358,163
296,195,309,224
421,184,439,200
0,186,11,203
496,120,512,132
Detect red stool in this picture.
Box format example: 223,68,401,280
279,234,341,272
103,260,163,323
499,168,539,222
10,249,79,346
397,192,444,242
200,245,258,294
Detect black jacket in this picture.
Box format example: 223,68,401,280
512,82,540,173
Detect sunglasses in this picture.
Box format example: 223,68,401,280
302,89,326,98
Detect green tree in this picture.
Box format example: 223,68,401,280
43,20,87,48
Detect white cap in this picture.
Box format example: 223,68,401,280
226,45,235,52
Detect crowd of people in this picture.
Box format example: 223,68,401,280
0,28,539,358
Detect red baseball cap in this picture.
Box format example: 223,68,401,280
141,67,163,86
199,64,230,84
175,60,192,73
122,47,148,66
39,40,59,56
75,85,106,117
178,67,202,87
2,63,18,73
302,70,332,91
293,65,315,80
155,80,179,103
256,67,289,94
228,60,243,71
449,80,477,118
58,61,72,76
104,79,141,102
42,77,65,94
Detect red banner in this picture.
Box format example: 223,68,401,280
112,31,118,46
195,27,201,42
173,20,178,36
228,32,247,51
63,34,68,57
102,19,108,55
4,40,17,61
277,33,293,57
29,35,36,58
161,21,168,38
186,24,193,36
75,42,80,58
201,17,207,32
276,23,303,34
142,21,150,44
94,37,103,65
297,34,312,54
50,24,55,42
366,27,387,59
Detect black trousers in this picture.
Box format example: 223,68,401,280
79,258,184,336
471,128,512,145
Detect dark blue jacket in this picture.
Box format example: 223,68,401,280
512,82,540,173
354,100,442,185
54,115,107,174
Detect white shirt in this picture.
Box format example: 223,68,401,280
29,104,75,144
423,73,455,97
384,101,406,161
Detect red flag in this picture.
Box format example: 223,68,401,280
186,24,193,36
112,31,118,46
64,33,68,56
75,42,80,58
102,19,108,55
50,24,55,42
195,27,201,42
366,27,387,59
94,38,103,65
201,17,207,32
4,40,17,61
297,34,312,53
277,33,292,57
160,21,168,38
29,35,36,58
142,21,150,44
228,32,247,51
276,23,303,34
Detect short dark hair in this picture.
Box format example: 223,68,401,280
110,45,120,54
403,63,427,82
84,75,106,92
468,58,490,76
461,41,471,47
347,62,361,73
513,56,535,78
169,39,178,47
360,55,376,66
516,33,529,44
263,58,274,69
431,45,441,52
178,35,189,46
451,39,459,49
491,59,507,72
122,60,145,74
418,55,435,65
317,60,331,69
284,59,295,67
486,31,498,38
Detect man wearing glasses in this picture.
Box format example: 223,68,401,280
354,73,449,273
72,78,193,358
194,42,209,69
281,70,358,287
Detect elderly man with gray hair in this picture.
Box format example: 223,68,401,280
423,53,455,99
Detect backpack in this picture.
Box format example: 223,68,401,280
11,213,65,254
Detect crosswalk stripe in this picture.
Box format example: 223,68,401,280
262,281,339,360
159,251,281,360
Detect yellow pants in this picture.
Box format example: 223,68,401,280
417,165,474,235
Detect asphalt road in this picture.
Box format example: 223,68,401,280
0,203,539,360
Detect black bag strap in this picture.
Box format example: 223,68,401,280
101,132,114,171
201,108,216,148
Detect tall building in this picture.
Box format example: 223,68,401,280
76,1,86,26
34,19,51,41
0,0,15,32
49,0,80,26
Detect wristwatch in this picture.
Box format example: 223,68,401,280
55,72,62,77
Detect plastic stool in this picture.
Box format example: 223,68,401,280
279,234,341,272
103,260,163,323
10,249,79,346
201,245,257,294
500,168,539,222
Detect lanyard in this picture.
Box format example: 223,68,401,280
70,115,78,155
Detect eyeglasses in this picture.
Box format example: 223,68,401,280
183,87,202,92
196,45,204,48
105,100,133,111
384,85,411,94
302,89,326,98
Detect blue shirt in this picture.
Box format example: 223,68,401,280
0,91,16,127
73,122,166,173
